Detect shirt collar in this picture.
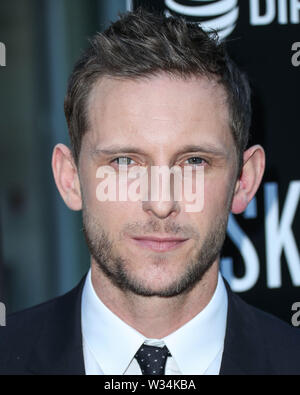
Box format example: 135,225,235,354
81,270,145,375
81,269,227,375
163,271,228,374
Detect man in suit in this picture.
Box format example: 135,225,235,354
1,8,300,375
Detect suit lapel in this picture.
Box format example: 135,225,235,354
220,279,273,375
24,273,273,375
27,275,87,375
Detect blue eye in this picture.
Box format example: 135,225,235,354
111,157,135,166
185,157,205,166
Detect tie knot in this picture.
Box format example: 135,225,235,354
135,344,171,375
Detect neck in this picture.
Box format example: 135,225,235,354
90,260,219,339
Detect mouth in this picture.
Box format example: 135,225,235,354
130,235,189,253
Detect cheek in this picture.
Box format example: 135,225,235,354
179,177,231,236
203,173,234,215
79,161,98,204
79,164,143,229
90,200,140,235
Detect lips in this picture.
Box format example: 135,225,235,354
131,235,188,252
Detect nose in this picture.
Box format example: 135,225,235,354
142,198,180,219
141,167,181,219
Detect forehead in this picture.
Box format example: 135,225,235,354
85,73,233,154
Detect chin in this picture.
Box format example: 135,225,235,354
127,269,188,297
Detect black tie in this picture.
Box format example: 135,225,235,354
135,344,172,375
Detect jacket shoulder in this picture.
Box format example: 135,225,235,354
237,292,299,340
227,288,300,374
0,276,86,375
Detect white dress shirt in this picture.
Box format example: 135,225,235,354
81,269,228,375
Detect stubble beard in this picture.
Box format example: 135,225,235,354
82,204,230,298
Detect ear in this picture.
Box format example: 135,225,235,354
231,145,265,214
52,144,82,211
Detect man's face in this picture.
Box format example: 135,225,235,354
78,74,238,297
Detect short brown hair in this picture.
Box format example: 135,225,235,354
64,8,251,170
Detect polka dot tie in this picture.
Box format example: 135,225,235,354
135,344,172,375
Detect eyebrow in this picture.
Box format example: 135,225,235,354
90,144,228,158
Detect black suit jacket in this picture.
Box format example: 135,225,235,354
1,274,300,375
